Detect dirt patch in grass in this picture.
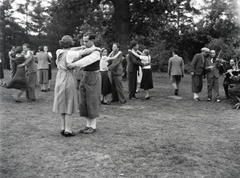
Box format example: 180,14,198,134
1,69,240,178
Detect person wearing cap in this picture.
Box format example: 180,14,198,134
68,32,101,134
190,47,209,101
53,35,99,137
205,50,222,102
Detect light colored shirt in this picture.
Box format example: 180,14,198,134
74,45,100,68
100,56,109,71
140,55,151,69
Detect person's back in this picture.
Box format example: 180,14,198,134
169,55,184,75
36,52,49,69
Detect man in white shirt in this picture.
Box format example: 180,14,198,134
68,32,101,134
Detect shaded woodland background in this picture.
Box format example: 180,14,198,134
0,0,240,72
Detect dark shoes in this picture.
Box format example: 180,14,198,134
174,89,179,96
60,130,65,136
79,126,96,134
79,126,89,133
102,101,111,105
194,98,201,102
143,96,150,100
63,131,76,137
83,127,96,134
129,97,137,100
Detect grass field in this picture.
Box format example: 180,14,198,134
0,69,240,178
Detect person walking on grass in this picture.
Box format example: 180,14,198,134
53,35,99,137
205,50,223,102
190,47,209,101
68,32,101,134
168,49,184,96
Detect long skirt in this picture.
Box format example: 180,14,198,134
140,69,153,90
101,71,112,96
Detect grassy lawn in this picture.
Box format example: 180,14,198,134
0,69,240,178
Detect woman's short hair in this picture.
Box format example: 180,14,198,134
59,35,74,48
143,49,149,56
38,46,44,51
15,46,23,54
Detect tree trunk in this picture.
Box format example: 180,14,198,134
0,6,7,69
111,0,130,54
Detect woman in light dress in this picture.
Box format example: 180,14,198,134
53,35,99,137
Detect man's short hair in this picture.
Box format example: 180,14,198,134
113,42,121,49
38,46,44,51
130,40,138,49
83,32,96,40
22,43,30,48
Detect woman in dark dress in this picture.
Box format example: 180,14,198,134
5,46,28,102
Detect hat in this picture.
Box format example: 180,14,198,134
201,47,210,52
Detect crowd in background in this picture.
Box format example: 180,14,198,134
0,32,240,136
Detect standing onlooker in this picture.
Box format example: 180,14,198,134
100,48,112,104
128,41,145,100
129,49,153,99
23,43,37,101
36,46,51,92
8,45,16,78
205,50,222,102
108,43,126,104
5,46,28,102
43,46,52,91
0,53,5,86
68,32,101,134
190,47,209,101
168,49,184,96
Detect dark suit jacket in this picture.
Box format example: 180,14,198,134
127,51,144,73
191,53,205,75
108,52,123,76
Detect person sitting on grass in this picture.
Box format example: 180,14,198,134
228,70,240,109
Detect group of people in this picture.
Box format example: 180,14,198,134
2,44,53,102
189,47,240,104
52,33,154,137
2,33,239,138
